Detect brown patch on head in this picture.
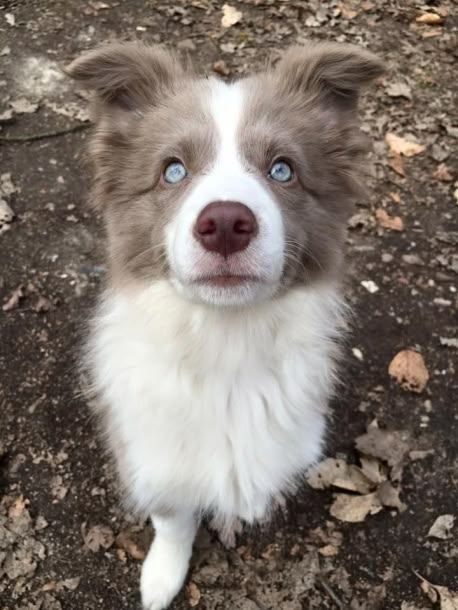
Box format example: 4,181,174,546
66,42,216,287
240,42,384,287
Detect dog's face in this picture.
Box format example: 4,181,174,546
67,43,383,306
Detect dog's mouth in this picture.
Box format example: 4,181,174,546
194,274,259,287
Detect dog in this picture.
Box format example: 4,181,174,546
66,41,383,609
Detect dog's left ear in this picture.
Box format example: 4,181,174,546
275,42,384,111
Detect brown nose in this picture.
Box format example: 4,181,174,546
193,201,258,257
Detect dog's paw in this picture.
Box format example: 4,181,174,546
141,540,190,610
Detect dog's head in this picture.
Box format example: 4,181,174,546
67,42,383,306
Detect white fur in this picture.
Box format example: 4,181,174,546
90,280,344,522
166,79,285,306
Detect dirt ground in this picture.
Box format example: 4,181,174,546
0,1,457,609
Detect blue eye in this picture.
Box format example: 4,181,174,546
163,161,188,184
269,160,293,183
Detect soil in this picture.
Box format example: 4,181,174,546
0,1,457,609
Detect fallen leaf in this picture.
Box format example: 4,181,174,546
389,192,401,203
376,209,404,231
416,13,443,25
359,455,386,485
330,492,382,523
2,284,25,311
416,573,458,610
386,82,412,100
115,529,146,560
306,458,373,494
82,524,115,552
213,60,231,76
187,581,202,607
0,198,15,225
376,480,407,512
0,109,14,121
440,338,458,349
355,423,411,481
388,153,405,176
10,98,39,114
1,173,20,197
221,4,242,27
427,514,455,540
433,164,453,182
388,350,429,393
8,496,28,519
385,133,425,157
422,28,443,38
361,280,379,293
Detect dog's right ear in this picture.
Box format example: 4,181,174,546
65,42,185,115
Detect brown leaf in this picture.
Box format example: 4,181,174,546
187,581,202,607
355,423,411,481
416,13,443,25
330,492,382,523
115,529,147,560
433,163,453,182
388,350,429,393
306,458,373,494
427,514,455,540
213,60,231,76
385,133,425,157
83,524,115,552
376,481,407,512
221,4,242,27
388,153,405,176
422,28,443,38
375,209,404,231
8,495,28,519
416,573,458,610
2,284,25,311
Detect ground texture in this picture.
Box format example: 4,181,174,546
0,1,457,609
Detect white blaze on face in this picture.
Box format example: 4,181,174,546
165,78,285,306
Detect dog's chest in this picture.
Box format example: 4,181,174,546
90,283,342,521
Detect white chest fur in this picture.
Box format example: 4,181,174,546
87,281,345,524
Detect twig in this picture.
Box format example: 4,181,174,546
0,123,91,143
318,575,347,609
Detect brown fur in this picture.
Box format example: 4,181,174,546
66,41,383,291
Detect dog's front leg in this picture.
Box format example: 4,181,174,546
141,510,198,610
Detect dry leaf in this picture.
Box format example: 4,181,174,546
427,514,455,540
386,82,412,100
416,573,458,610
433,164,453,182
330,492,382,522
8,496,28,519
416,13,443,25
115,529,146,560
306,458,373,494
422,27,443,38
213,60,231,76
187,582,202,607
83,524,115,552
388,350,429,393
385,133,425,157
355,423,411,481
0,198,15,225
376,480,407,512
388,153,405,176
376,209,404,231
3,284,25,311
359,455,386,485
221,4,242,27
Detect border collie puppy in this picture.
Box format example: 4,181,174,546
67,41,383,609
